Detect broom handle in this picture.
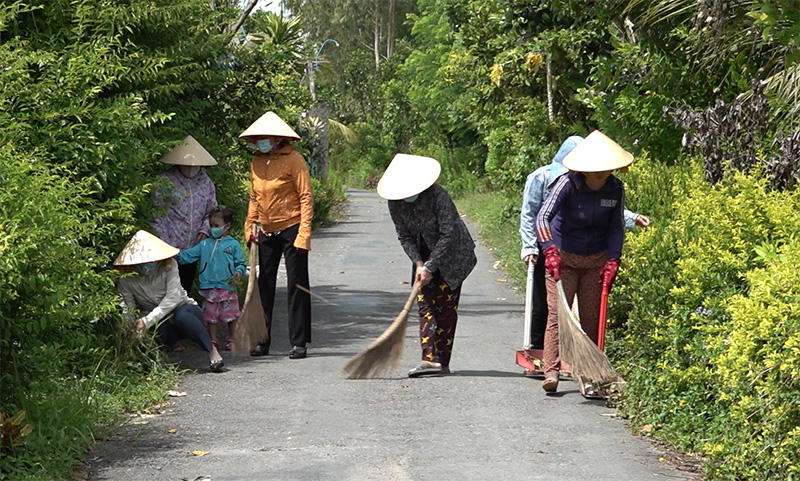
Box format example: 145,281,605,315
598,281,610,351
523,259,534,349
404,282,422,313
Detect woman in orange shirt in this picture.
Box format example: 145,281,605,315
240,111,314,360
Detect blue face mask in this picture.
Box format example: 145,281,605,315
210,225,228,239
403,194,419,203
256,139,273,154
136,262,157,276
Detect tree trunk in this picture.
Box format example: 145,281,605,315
227,0,261,41
386,0,395,59
373,1,381,69
309,101,330,180
307,61,316,100
546,55,554,122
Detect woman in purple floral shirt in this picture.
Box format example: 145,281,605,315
151,135,219,293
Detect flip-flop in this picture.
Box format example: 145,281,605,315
408,361,443,378
542,374,559,393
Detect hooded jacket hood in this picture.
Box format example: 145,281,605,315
548,135,583,184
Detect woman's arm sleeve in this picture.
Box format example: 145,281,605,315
536,175,569,251
142,260,185,329
520,171,545,259
118,281,139,324
388,202,422,263
424,190,460,273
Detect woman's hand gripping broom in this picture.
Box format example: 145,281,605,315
341,282,422,379
232,224,269,357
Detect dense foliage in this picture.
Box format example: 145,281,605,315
288,0,799,479
2,0,799,478
0,1,338,479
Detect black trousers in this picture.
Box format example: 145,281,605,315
178,260,198,295
156,304,213,352
528,252,548,350
258,224,312,348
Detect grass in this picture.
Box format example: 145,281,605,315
455,189,527,288
1,341,183,481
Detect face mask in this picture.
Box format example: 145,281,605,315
256,139,273,154
179,165,201,178
210,225,229,239
403,194,419,203
135,262,157,276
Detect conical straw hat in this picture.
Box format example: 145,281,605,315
239,111,300,139
377,153,441,200
561,130,633,173
113,230,180,266
159,135,218,166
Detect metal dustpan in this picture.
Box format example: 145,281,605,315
515,261,571,376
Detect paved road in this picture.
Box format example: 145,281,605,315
87,190,693,481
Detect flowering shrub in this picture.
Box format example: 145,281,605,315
613,166,800,479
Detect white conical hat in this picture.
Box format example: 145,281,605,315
377,153,441,200
561,130,633,173
113,230,180,266
239,111,300,139
159,135,218,166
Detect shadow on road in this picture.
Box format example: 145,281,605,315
451,369,521,378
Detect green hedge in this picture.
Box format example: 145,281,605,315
614,161,800,480
457,153,800,480
0,2,343,479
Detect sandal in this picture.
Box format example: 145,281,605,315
225,338,234,351
542,373,559,393
211,338,220,349
209,359,224,373
408,361,443,378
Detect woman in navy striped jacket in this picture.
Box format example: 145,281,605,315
535,130,634,394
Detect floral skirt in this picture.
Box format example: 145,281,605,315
199,288,240,324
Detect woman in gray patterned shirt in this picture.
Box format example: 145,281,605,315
377,154,478,377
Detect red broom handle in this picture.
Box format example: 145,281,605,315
598,281,610,351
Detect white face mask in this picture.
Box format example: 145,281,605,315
179,165,201,178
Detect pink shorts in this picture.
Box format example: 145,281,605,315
199,288,240,325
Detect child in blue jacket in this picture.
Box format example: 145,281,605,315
178,206,246,350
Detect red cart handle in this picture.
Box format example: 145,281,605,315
598,280,610,351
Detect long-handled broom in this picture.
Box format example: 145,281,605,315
341,282,421,379
232,224,269,357
556,280,622,386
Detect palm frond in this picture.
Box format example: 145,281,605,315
738,63,800,115
329,119,358,144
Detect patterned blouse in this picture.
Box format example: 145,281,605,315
150,166,218,250
388,184,477,288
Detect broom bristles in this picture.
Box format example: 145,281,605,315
342,283,421,379
232,242,269,357
556,281,622,385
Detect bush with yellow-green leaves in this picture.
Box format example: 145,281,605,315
612,164,800,480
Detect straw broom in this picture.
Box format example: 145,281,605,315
342,282,421,379
232,226,269,357
556,280,622,385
